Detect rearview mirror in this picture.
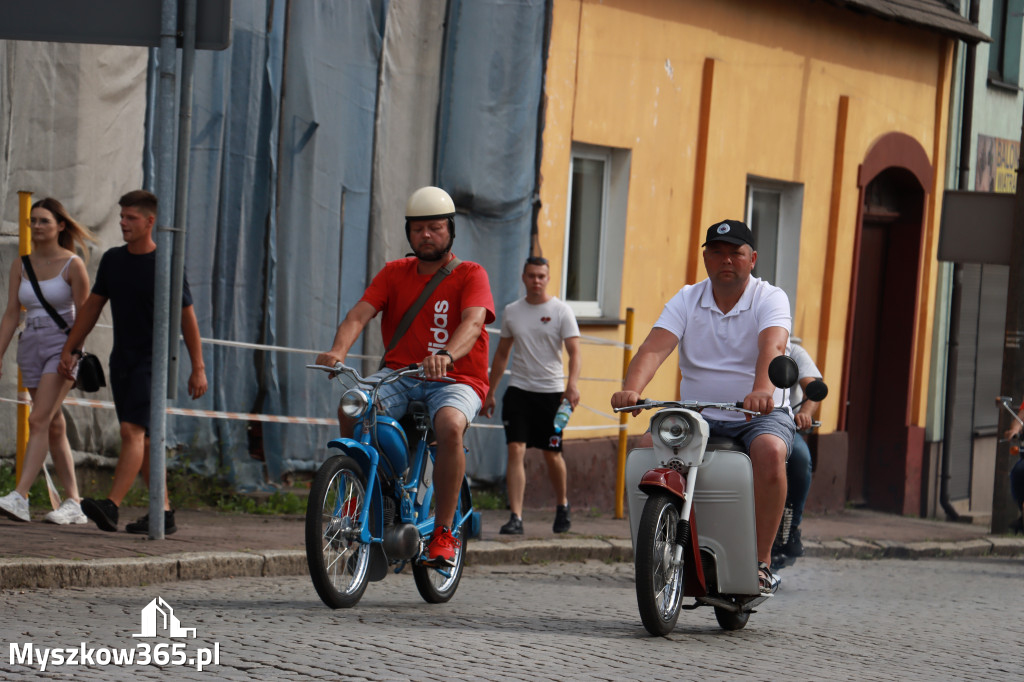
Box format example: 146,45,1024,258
804,379,829,402
768,355,799,389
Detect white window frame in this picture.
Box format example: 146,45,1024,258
744,177,804,316
562,143,630,320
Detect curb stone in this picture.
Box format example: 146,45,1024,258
2,536,1021,590
176,552,264,581
953,538,995,557
260,549,307,577
840,538,881,558
988,536,1024,556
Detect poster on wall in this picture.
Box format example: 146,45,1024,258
975,134,1019,193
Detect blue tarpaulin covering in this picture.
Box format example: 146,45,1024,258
145,0,548,489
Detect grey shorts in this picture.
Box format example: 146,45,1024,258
363,370,482,426
16,316,76,388
705,409,796,460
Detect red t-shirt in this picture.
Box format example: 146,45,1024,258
360,255,496,401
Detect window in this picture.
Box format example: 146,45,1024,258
563,143,630,319
745,178,804,316
989,0,1023,87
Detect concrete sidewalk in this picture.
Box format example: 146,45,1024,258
1,505,1021,589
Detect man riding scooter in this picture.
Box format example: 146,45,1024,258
611,219,794,594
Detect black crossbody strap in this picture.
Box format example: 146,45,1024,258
379,256,462,369
21,256,70,335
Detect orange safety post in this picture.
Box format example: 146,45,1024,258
614,307,634,519
15,191,32,483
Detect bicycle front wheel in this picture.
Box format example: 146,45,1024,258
305,454,371,609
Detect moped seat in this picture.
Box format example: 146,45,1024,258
706,435,744,451
400,400,435,443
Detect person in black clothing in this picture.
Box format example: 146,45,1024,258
59,190,207,535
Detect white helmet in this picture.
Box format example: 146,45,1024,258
404,186,456,247
405,186,455,221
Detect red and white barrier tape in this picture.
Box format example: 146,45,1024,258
2,396,623,432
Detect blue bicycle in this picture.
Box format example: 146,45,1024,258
304,363,473,608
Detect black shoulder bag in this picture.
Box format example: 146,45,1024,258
378,256,462,370
21,256,106,392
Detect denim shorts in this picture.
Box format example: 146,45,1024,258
363,370,482,426
17,316,76,388
705,408,797,460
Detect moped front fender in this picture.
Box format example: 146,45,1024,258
638,467,687,500
327,438,384,541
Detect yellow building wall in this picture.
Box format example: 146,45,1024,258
539,0,952,437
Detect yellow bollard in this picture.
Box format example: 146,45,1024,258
614,307,634,519
15,191,32,484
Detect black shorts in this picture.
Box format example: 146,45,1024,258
501,386,564,451
110,359,152,430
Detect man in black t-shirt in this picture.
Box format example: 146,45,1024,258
59,190,207,535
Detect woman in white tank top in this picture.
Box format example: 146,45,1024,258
0,197,96,525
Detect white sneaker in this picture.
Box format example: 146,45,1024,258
0,490,30,522
44,498,87,525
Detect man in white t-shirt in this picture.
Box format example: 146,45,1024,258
484,256,581,535
611,219,793,594
771,340,823,570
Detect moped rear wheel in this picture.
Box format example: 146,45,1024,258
305,454,371,609
635,492,685,636
413,481,471,604
714,606,750,631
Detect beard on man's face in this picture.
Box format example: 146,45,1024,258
412,238,453,262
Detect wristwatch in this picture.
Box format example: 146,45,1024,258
434,349,454,367
71,349,83,357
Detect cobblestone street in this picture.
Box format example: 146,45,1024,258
3,556,1022,680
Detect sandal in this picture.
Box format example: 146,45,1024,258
758,561,780,595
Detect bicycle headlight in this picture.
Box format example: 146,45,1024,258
653,413,693,449
339,388,370,418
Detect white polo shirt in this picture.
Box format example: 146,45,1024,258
653,276,791,421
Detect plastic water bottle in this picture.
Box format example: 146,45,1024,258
553,399,573,434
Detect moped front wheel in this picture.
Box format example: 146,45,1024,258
305,454,371,609
635,492,686,636
413,481,471,604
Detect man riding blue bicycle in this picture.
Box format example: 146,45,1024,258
315,186,495,567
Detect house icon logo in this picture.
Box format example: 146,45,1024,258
132,597,197,639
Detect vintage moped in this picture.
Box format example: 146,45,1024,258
616,355,826,635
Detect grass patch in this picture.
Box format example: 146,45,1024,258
1,462,307,515
469,484,507,511
0,464,56,510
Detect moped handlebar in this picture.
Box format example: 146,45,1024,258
306,362,456,384
612,399,761,417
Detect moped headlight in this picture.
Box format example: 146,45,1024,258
654,414,692,449
339,388,370,418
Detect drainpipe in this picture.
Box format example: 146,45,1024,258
939,0,979,522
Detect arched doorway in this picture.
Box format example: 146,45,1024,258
841,133,932,515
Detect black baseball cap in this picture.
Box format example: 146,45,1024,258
702,219,755,249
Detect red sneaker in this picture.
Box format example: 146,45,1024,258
423,526,461,567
